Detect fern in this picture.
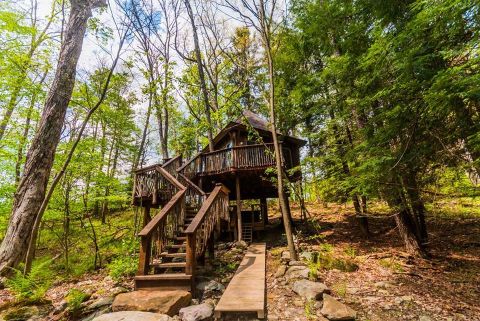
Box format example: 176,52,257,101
5,258,55,302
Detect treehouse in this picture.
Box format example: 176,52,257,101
131,111,305,291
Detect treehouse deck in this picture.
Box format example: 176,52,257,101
131,111,304,294
214,243,266,319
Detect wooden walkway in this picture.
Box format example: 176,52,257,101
214,243,266,319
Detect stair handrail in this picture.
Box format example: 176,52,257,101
137,166,187,275
184,183,230,275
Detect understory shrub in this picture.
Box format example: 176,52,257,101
5,259,55,303
66,288,90,315
107,255,138,281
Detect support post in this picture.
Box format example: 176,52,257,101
235,174,242,241
137,236,151,275
186,232,196,275
143,204,151,227
260,198,268,225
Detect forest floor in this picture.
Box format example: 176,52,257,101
264,200,480,321
0,199,479,321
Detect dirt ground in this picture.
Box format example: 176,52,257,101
0,201,478,321
262,201,480,321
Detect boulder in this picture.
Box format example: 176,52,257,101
274,265,287,278
281,251,291,262
284,266,310,282
292,280,329,300
85,297,114,311
196,280,225,294
179,303,213,321
92,311,172,321
235,240,248,249
321,294,356,320
112,290,191,316
300,251,314,262
2,306,40,321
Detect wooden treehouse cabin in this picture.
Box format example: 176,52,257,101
131,111,305,292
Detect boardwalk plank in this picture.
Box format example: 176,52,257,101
214,243,266,319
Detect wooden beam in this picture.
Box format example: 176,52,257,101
236,174,242,241
186,232,196,275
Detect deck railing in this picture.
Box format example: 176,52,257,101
176,143,288,177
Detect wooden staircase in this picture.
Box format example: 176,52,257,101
132,156,230,292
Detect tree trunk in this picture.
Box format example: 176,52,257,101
183,0,214,152
386,181,426,258
0,0,106,275
259,0,297,261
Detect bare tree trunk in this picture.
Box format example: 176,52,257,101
20,14,125,275
258,0,297,261
183,0,214,151
0,0,106,275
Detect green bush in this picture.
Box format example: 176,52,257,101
66,289,90,315
5,259,54,303
107,255,138,281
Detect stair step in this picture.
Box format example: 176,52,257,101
160,252,187,258
152,262,187,269
135,273,192,281
174,236,187,241
166,244,186,249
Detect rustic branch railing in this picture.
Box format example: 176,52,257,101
136,167,186,275
184,184,230,275
234,144,276,169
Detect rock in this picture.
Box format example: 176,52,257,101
315,314,329,321
235,240,248,249
281,251,291,262
112,290,191,316
284,266,310,282
274,265,287,278
320,294,357,320
288,260,306,266
196,280,225,299
419,317,432,321
293,299,303,307
81,307,111,321
92,311,172,321
292,280,329,300
394,295,413,305
110,286,129,296
300,251,314,262
374,281,393,289
3,306,40,321
53,301,68,314
179,303,213,321
86,297,114,311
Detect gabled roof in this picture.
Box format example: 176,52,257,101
203,110,306,152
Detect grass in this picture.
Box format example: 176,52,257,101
332,281,347,297
379,257,404,273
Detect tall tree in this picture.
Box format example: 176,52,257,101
0,0,107,274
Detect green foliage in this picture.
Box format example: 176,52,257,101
107,255,138,281
66,289,90,314
5,259,55,302
307,244,359,275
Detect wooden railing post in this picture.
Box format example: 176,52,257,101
186,232,196,275
137,235,151,275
